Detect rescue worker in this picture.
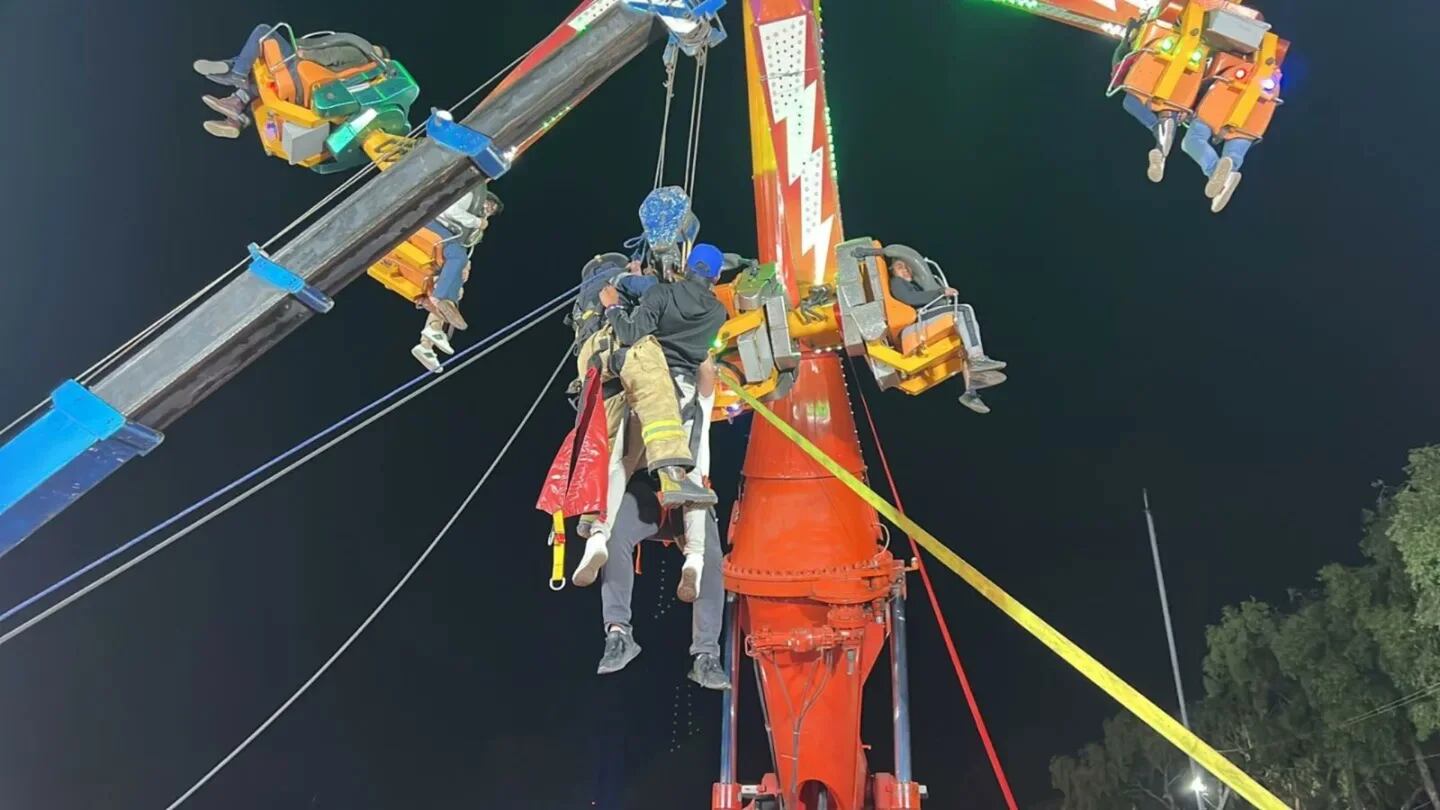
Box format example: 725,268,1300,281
194,27,389,138
591,460,730,690
570,246,729,600
409,189,502,372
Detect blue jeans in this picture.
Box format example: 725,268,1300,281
229,24,291,81
1123,94,1253,177
1182,120,1253,177
1122,92,1160,129
430,225,469,302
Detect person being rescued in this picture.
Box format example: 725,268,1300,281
410,188,504,372
589,437,730,691
867,246,1006,414
569,245,730,605
193,25,390,139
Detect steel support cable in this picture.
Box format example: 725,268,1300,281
0,45,536,439
0,282,580,649
164,344,573,810
845,359,1020,810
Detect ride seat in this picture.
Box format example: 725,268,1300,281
366,225,448,302
1118,19,1206,115
869,257,918,345
898,312,957,357
1194,36,1285,140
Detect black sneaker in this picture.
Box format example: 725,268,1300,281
688,653,731,691
597,628,641,675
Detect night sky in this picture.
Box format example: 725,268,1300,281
1,0,1436,807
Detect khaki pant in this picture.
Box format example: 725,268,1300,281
577,330,692,472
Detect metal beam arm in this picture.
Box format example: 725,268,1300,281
95,2,662,429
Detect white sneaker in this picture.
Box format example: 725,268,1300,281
1210,171,1242,214
202,119,242,139
422,325,454,355
572,535,609,588
1146,148,1166,183
411,344,443,373
1205,157,1235,199
676,554,703,603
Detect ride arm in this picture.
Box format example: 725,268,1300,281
0,1,688,553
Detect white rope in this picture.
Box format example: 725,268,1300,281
0,45,536,439
164,344,573,809
0,293,570,650
684,50,709,198
652,53,680,191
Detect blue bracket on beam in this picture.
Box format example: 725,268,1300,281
426,110,512,179
0,380,164,556
246,244,335,313
625,0,727,52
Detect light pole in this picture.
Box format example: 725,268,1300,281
1143,489,1204,810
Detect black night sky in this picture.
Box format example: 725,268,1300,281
1,0,1436,807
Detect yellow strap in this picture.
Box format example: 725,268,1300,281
1153,2,1206,103
549,511,566,591
718,372,1288,810
1224,32,1279,131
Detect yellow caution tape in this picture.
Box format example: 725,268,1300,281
719,373,1288,810
549,510,567,592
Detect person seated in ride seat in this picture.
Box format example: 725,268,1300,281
193,27,389,138
409,189,502,372
1182,48,1274,213
570,245,729,598
865,247,1005,414
1119,0,1272,211
592,471,730,690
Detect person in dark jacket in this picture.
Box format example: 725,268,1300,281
592,243,729,603
889,257,1006,414
599,244,729,377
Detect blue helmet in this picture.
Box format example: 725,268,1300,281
686,243,724,280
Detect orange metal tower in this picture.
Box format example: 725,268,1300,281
718,3,917,808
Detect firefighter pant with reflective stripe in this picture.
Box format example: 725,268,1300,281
578,331,692,473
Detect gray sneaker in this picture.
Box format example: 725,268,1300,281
959,391,991,414
970,370,1008,390
597,628,641,675
968,357,1007,373
688,654,732,691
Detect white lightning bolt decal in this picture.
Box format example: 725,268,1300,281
759,16,834,284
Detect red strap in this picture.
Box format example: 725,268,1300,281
848,359,1020,810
